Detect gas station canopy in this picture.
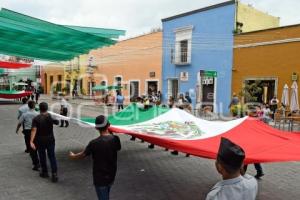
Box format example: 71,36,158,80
0,8,125,61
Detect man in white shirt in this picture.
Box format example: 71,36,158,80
60,95,69,127
17,97,30,152
18,97,29,119
206,137,258,200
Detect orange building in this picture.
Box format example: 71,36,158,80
41,64,65,95
89,31,162,103
233,24,300,104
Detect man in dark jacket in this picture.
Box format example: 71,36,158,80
30,102,59,182
69,115,121,200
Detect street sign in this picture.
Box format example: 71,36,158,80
200,70,217,77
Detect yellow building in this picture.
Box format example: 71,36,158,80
236,1,280,33
42,54,99,96
41,64,65,95
63,54,91,96
233,24,300,104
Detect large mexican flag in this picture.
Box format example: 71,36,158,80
51,104,300,164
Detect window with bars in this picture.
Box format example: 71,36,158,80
180,40,188,63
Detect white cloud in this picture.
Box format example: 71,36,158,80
2,0,300,38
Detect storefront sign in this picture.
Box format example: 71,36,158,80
200,70,217,77
202,77,214,85
149,72,156,78
180,72,189,81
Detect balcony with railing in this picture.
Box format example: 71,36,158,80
86,67,94,74
171,51,190,65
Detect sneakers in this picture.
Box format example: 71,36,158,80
32,165,40,171
39,172,58,183
51,173,58,183
255,172,265,179
39,172,49,178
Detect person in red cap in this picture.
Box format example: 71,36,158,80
69,115,121,200
206,137,257,200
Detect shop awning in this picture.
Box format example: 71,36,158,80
0,8,125,61
92,85,122,91
0,61,31,69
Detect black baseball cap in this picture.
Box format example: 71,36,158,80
95,115,110,130
217,137,245,169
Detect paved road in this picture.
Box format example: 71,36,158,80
1,102,300,200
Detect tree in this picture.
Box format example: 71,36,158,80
149,27,162,33
239,80,263,103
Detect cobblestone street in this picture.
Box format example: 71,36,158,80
1,99,300,200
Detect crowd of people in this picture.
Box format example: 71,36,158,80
15,98,258,200
168,92,192,112
15,97,121,199
25,86,40,104
16,99,59,182
14,92,264,200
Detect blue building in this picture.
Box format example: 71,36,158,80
161,1,236,114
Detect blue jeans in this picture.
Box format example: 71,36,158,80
37,142,57,174
95,185,111,200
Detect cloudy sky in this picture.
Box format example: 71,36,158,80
1,0,300,39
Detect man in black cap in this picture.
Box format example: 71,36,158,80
69,115,121,200
206,137,257,200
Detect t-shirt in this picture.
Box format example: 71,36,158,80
18,104,29,119
262,108,271,118
60,98,68,108
185,96,192,104
116,95,124,104
19,109,38,130
84,134,121,186
137,102,144,109
32,113,59,145
206,175,257,200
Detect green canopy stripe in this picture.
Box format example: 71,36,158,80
0,8,125,61
66,25,125,39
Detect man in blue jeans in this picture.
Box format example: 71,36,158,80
69,115,121,200
30,102,59,182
